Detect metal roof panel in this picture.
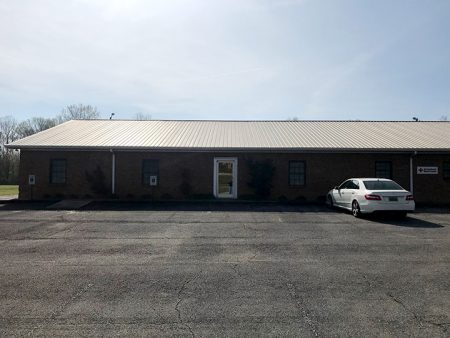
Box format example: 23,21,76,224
7,120,450,151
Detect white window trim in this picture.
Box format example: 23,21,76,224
213,157,238,199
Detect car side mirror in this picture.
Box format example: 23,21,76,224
334,186,339,190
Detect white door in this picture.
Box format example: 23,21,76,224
333,180,350,206
334,180,359,209
214,158,238,198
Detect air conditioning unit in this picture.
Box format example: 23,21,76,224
149,175,158,186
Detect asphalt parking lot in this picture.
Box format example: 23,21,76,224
0,204,449,337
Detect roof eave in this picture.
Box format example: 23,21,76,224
6,145,450,153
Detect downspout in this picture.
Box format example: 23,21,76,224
410,151,416,194
111,149,116,195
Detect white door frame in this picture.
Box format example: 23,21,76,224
213,157,238,199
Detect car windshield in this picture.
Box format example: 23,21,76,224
363,180,403,190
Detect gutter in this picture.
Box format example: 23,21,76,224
5,145,450,154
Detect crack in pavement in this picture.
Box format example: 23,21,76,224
243,222,266,233
230,264,254,284
360,273,377,289
286,281,319,337
49,282,94,319
386,293,450,332
424,321,450,333
27,282,93,336
362,273,448,334
386,292,426,329
175,272,202,338
386,292,449,333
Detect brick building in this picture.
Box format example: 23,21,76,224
6,120,450,204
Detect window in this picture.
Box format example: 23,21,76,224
289,161,305,186
350,180,360,189
339,180,359,189
363,180,403,190
50,159,66,184
375,161,392,179
142,159,159,185
338,180,351,190
444,162,450,180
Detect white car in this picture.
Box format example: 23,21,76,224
327,178,415,217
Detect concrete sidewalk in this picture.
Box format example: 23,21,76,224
0,194,17,201
46,199,93,210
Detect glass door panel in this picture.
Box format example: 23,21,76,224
218,161,233,197
214,158,237,199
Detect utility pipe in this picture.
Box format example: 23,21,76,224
410,152,415,194
111,149,116,195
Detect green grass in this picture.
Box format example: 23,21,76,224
0,185,18,196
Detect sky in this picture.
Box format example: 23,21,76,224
1,0,450,121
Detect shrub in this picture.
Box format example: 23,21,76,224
316,195,326,203
278,195,288,202
179,169,192,197
191,193,214,200
239,194,259,200
294,195,307,203
85,165,109,196
246,159,275,199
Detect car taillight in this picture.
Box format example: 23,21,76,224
365,194,382,200
406,195,414,201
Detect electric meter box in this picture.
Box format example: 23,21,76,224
149,175,158,186
28,175,36,185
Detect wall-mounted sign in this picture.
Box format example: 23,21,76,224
417,166,438,175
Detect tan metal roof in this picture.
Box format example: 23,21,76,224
6,120,450,152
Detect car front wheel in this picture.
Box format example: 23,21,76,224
327,195,334,208
352,200,361,218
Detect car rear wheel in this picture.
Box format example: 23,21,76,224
352,200,361,218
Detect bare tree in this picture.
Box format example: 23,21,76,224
0,116,18,149
16,117,58,138
0,116,19,184
134,112,152,120
58,104,100,122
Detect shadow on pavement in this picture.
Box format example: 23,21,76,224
81,201,331,212
1,200,332,212
0,201,54,211
364,213,444,228
327,206,446,228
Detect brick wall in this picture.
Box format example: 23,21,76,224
413,154,450,204
18,150,450,204
19,150,111,200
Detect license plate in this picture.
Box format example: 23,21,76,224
388,197,398,202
